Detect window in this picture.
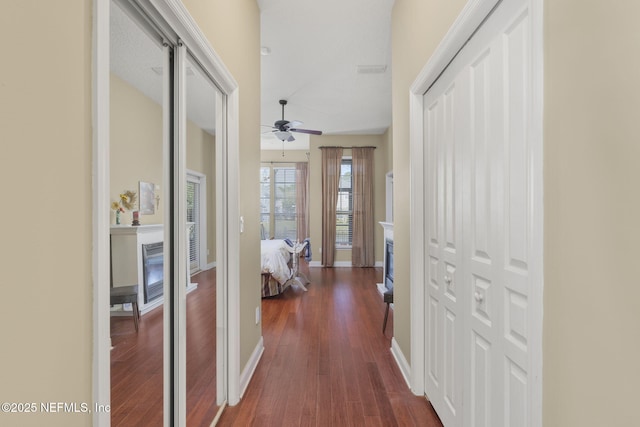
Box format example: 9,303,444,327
336,158,353,248
260,164,298,239
187,172,205,273
260,166,271,237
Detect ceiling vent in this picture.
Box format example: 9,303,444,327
356,64,387,74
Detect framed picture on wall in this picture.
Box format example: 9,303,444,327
139,181,156,215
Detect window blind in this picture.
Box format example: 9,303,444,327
186,179,200,272
260,166,271,238
260,164,298,240
336,159,353,247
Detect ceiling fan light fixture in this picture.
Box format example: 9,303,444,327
274,130,291,141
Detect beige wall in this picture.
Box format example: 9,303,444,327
183,0,261,370
391,0,467,366
110,73,163,225
0,1,93,426
111,73,217,265
543,0,640,425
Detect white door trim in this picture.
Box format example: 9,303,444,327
408,0,543,425
92,0,241,424
91,1,111,425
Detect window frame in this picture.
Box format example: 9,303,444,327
260,163,298,240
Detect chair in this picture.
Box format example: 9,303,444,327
110,285,140,332
382,288,394,333
284,240,310,291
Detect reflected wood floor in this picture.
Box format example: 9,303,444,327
218,266,443,427
110,268,218,426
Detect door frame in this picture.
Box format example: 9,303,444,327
408,0,543,425
91,0,241,425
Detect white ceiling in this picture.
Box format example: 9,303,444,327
111,1,394,148
258,0,394,149
111,3,218,135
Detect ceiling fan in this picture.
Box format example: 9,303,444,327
263,99,323,141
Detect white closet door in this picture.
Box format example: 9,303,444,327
497,8,533,425
423,0,533,426
463,32,506,427
464,4,533,425
424,74,465,427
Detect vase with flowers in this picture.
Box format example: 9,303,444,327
111,190,137,225
111,202,125,224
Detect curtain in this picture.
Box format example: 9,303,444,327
295,162,309,243
352,147,375,267
321,147,343,267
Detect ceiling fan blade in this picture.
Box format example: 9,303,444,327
287,120,303,128
289,128,323,136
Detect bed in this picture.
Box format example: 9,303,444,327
261,239,310,297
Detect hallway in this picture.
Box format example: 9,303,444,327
218,267,442,426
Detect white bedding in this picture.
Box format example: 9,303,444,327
261,240,292,285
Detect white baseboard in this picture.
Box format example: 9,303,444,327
204,261,216,270
309,261,322,268
391,337,412,391
239,336,264,399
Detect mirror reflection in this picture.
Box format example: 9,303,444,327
109,2,166,425
109,3,223,425
185,55,220,424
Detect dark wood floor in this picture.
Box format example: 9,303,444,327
110,268,218,426
218,266,443,427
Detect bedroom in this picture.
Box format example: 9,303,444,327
258,134,392,297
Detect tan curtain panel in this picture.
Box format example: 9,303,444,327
295,162,309,242
352,147,375,267
321,147,343,267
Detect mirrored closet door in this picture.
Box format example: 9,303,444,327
184,54,222,425
109,2,168,424
107,1,227,425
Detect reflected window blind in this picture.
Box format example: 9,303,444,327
186,179,200,272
